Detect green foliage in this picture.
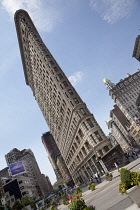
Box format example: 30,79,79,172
119,169,140,195
30,202,37,210
105,173,113,178
21,196,31,206
50,206,55,210
119,183,127,195
40,207,45,210
88,181,93,185
68,194,96,210
50,200,56,206
75,187,82,194
130,171,139,186
62,199,68,205
88,183,95,191
12,200,23,210
120,168,131,189
90,183,95,190
68,197,85,210
137,174,140,186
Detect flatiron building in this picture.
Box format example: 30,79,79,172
14,10,112,184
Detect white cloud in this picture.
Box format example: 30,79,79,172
90,0,136,24
1,0,62,32
68,71,83,86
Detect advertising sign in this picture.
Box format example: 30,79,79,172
9,161,26,176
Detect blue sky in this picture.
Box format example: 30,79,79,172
0,0,140,185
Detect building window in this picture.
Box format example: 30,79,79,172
98,149,103,156
94,131,102,142
70,101,74,107
63,81,68,87
87,119,94,128
82,147,87,156
76,136,80,144
77,155,80,162
78,129,84,138
83,122,88,130
58,74,63,79
85,141,90,151
90,134,97,144
65,92,69,98
104,146,109,152
60,84,63,89
67,108,71,115
68,89,73,95
54,67,59,72
74,98,79,104
19,181,23,184
73,142,78,149
79,151,83,158
50,60,54,65
72,146,75,153
80,108,86,115
11,198,14,202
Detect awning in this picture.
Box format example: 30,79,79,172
36,199,44,205
44,193,56,200
59,186,70,192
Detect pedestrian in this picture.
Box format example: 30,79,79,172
114,162,119,172
97,173,102,183
129,152,134,159
134,151,138,158
94,175,99,184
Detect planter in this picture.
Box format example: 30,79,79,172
106,176,112,181
126,185,140,207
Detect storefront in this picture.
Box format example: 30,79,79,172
102,145,129,171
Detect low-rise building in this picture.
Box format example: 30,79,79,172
106,105,134,152
103,70,140,143
5,148,49,197
2,175,36,207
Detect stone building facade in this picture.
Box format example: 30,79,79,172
2,175,36,207
42,132,62,181
103,71,140,143
5,148,48,197
14,10,115,184
136,94,140,112
41,174,53,196
107,105,135,151
132,35,140,62
42,132,74,186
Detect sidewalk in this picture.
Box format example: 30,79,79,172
110,155,140,179
125,203,140,210
52,157,140,210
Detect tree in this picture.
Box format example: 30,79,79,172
12,200,23,210
21,196,31,207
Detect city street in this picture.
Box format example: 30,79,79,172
58,157,140,210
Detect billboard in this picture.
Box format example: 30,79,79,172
9,161,26,176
